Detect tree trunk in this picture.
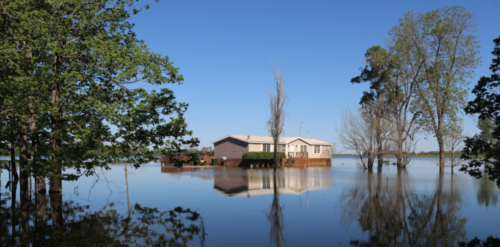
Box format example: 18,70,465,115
367,158,373,173
50,191,63,240
49,173,62,194
19,124,30,245
376,135,384,173
10,178,18,245
438,137,445,174
36,176,46,193
19,123,29,182
19,124,29,198
377,152,383,173
35,192,46,245
29,112,46,192
10,141,18,182
125,163,131,218
50,80,63,193
396,147,404,169
20,184,30,245
273,141,279,171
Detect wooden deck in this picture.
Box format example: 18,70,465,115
160,155,331,168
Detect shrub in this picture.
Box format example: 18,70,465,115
242,152,285,160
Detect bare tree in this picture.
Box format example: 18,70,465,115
337,107,374,170
389,119,419,168
268,61,289,171
366,95,393,172
444,126,465,173
337,104,391,171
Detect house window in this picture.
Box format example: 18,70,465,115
263,144,271,152
280,145,286,152
314,145,321,154
300,145,308,152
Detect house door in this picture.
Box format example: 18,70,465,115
289,145,295,157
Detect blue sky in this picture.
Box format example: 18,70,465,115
131,0,500,152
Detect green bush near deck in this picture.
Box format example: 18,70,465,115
242,152,286,160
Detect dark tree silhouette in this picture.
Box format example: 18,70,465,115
461,36,500,187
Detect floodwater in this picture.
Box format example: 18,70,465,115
0,157,499,246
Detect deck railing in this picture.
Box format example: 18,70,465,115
296,152,308,158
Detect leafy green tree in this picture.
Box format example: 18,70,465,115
351,46,393,172
477,117,496,144
0,0,198,192
393,6,481,174
461,36,500,187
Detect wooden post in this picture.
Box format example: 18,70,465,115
125,163,131,218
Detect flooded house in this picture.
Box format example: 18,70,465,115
212,135,333,167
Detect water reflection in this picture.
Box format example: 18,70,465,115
340,171,466,246
213,167,332,197
161,166,213,181
476,171,499,208
267,170,287,247
0,191,206,246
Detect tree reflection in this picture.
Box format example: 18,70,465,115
0,191,206,246
339,171,466,246
476,171,499,208
458,236,500,246
267,170,287,247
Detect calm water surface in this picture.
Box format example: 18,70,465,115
1,157,499,246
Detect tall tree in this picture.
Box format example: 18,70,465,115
395,6,480,174
0,0,198,192
268,61,288,171
351,46,392,172
352,43,420,170
461,36,500,186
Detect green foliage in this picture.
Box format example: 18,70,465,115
461,36,500,187
242,152,285,160
387,7,475,151
0,0,198,181
477,118,496,144
0,147,19,156
351,45,393,105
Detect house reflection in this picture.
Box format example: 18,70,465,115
213,167,332,197
160,166,213,181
